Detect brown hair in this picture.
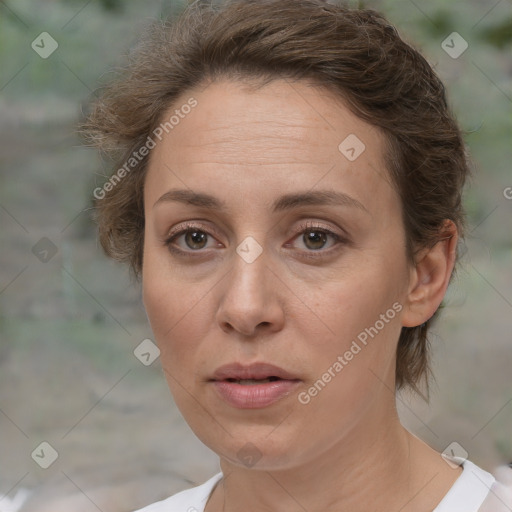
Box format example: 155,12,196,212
81,0,469,397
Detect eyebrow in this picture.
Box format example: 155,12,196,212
153,188,369,214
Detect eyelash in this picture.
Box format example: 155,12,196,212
164,221,347,260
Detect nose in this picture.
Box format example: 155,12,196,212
215,246,285,338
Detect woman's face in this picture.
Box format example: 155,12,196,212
142,78,413,470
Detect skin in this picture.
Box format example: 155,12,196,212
142,78,460,511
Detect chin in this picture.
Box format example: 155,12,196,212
193,423,307,471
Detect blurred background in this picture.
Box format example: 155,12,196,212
0,0,511,510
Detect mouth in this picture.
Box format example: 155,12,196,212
209,363,301,409
224,376,283,385
210,362,300,382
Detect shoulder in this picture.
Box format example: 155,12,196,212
480,463,512,512
132,473,223,512
435,458,512,512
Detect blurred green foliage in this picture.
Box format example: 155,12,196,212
479,17,512,49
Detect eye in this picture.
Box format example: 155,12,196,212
288,221,345,254
163,221,346,258
164,222,221,255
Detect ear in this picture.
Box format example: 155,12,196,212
401,220,459,328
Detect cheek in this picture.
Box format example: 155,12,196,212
300,257,404,343
296,258,405,394
294,282,403,445
142,250,192,362
142,247,218,387
142,269,203,415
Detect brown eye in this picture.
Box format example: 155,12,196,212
182,229,208,250
302,229,330,250
164,222,221,256
289,221,345,255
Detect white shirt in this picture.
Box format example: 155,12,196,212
133,459,503,512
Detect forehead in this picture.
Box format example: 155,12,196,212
144,78,395,212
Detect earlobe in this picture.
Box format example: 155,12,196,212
402,220,459,328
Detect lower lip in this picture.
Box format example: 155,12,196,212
211,380,301,409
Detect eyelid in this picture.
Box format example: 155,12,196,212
293,220,347,240
165,221,222,242
163,219,348,255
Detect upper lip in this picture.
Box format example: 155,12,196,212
210,362,300,381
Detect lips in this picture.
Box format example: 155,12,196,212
209,362,301,409
211,362,300,382
229,377,280,384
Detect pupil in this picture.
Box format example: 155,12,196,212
186,230,207,249
305,230,326,250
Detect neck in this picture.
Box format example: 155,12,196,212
206,393,457,512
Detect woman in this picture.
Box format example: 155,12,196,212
82,0,511,510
